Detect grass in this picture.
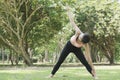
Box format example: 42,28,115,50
0,65,120,80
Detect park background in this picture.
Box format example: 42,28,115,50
0,0,120,80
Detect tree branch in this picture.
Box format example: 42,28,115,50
0,35,19,54
22,6,41,38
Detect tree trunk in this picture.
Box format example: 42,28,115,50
91,45,99,62
109,58,114,64
53,52,58,63
15,53,19,65
21,50,33,66
28,48,33,59
7,53,9,63
107,51,114,64
44,50,49,62
102,49,114,64
9,50,14,66
2,47,5,64
18,39,33,66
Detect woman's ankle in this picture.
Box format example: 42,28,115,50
49,74,54,78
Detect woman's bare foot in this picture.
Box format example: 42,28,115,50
93,76,98,80
48,74,54,78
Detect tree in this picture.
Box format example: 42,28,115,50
28,0,77,63
0,0,67,65
75,0,120,64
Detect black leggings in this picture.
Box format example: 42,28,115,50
51,41,92,75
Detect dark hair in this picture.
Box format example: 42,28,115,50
81,33,90,44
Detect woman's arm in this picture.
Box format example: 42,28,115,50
66,6,82,36
84,43,96,76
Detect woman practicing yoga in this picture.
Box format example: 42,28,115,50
49,6,97,79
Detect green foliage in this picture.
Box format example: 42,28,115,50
31,0,77,56
0,0,68,54
115,43,120,61
34,24,73,57
75,0,120,37
0,0,70,65
0,0,120,64
74,0,120,63
27,0,70,48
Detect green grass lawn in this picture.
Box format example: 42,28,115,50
0,66,120,80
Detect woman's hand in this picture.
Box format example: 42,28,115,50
91,69,96,77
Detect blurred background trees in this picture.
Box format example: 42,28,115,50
0,0,120,66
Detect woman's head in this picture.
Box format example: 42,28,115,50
78,33,90,44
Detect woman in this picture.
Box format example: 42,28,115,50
49,6,97,79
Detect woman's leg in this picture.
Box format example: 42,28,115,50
74,49,92,74
51,42,71,75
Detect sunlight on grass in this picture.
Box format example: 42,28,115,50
0,70,46,74
0,66,120,80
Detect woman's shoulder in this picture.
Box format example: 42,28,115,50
70,35,77,41
70,35,83,48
